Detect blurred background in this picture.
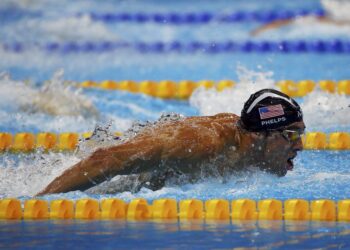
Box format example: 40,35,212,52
1,0,350,82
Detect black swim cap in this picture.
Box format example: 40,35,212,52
240,89,303,132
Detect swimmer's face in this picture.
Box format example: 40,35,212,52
257,121,305,176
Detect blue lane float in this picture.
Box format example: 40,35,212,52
78,9,326,24
2,40,350,54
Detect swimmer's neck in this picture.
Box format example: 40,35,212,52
237,130,265,166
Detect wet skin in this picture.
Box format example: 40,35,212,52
37,114,305,195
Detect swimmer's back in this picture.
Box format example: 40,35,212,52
132,113,241,161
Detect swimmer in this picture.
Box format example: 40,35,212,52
37,89,305,195
251,0,350,36
0,70,99,118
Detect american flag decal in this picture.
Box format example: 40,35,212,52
258,104,285,120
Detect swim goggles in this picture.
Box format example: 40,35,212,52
278,129,305,143
267,128,304,142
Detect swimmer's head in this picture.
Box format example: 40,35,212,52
240,89,305,177
240,88,303,132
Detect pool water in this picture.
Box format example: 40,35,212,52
1,0,350,249
1,220,350,249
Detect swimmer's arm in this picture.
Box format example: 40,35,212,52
36,137,162,195
37,115,235,195
251,19,295,36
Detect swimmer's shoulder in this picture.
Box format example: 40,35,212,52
185,113,239,125
211,113,241,134
212,112,239,121
186,112,238,120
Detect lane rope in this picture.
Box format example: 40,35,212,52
79,9,325,24
79,79,350,98
0,131,349,152
0,8,325,24
0,198,349,221
2,40,350,54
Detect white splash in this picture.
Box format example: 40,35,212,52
301,90,350,130
0,152,80,197
0,70,99,118
0,72,37,111
32,70,99,117
75,121,117,159
189,65,276,116
312,172,350,181
322,0,350,22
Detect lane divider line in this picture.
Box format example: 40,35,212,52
79,9,325,24
79,79,350,99
2,40,350,54
1,198,349,221
0,131,349,152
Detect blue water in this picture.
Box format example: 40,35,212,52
1,220,350,249
7,53,350,83
1,0,350,248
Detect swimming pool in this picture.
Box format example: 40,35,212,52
1,0,350,249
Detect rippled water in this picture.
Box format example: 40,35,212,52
1,0,350,199
1,0,350,248
1,220,350,249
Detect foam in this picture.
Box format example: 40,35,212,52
322,0,350,22
86,166,303,202
301,90,350,130
0,70,128,133
189,65,276,116
0,72,37,110
0,70,98,117
0,152,80,197
312,172,350,181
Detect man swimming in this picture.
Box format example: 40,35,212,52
251,0,350,36
37,89,305,195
